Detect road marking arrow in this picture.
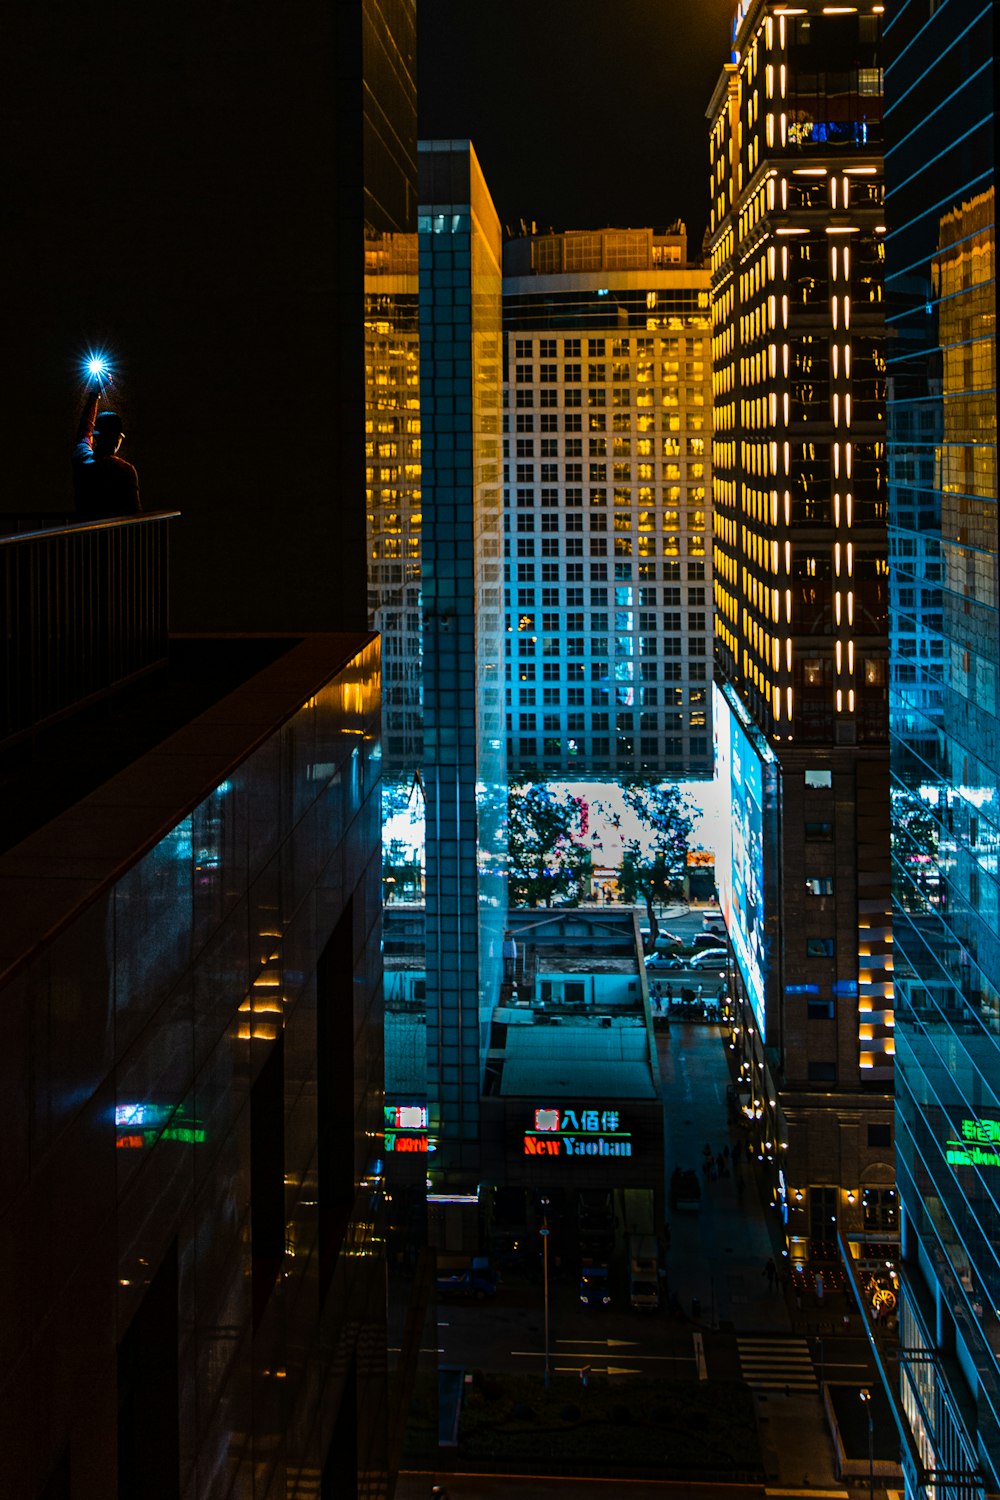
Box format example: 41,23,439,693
555,1364,641,1376
556,1338,638,1347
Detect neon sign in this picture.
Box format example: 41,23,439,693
523,1105,633,1159
384,1103,436,1155
115,1103,205,1148
946,1117,1000,1168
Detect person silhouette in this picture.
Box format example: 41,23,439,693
73,380,141,520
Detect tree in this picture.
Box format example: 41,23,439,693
615,782,694,950
507,782,591,908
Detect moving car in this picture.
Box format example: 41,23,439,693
689,947,728,969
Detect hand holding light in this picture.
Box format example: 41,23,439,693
83,353,112,392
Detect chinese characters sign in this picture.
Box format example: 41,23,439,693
945,1117,1000,1168
524,1105,633,1159
385,1103,435,1154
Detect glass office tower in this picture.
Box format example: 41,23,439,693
884,3,998,1496
418,142,507,1180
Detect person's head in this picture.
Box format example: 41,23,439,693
93,410,124,457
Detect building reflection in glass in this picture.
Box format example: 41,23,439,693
886,3,997,1486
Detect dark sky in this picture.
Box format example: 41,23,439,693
418,0,737,255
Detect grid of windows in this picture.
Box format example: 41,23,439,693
365,236,422,768
503,256,713,776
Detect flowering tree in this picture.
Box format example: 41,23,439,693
507,782,591,908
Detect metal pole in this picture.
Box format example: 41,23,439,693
541,1199,551,1390
861,1388,874,1500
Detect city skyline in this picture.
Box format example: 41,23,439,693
0,1,995,1495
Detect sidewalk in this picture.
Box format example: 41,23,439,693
657,1022,845,1495
658,1020,790,1331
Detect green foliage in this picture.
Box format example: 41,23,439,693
891,787,940,914
507,782,591,908
616,781,694,944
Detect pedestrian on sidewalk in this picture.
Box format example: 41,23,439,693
763,1256,777,1290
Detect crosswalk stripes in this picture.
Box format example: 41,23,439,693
737,1336,818,1392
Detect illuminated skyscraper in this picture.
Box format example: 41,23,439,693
365,233,423,769
883,2,998,1495
502,228,714,778
708,2,894,1254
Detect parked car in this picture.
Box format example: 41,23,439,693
692,931,726,952
644,951,683,970
579,1259,612,1307
702,913,726,937
689,947,728,969
436,1257,498,1299
640,929,683,953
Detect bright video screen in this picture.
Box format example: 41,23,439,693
713,688,767,1037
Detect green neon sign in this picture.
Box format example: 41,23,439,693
945,1117,1000,1168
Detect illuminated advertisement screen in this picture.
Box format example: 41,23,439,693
713,687,767,1037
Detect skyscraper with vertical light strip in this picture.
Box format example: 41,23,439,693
707,1,895,1258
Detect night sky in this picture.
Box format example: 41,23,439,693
418,0,737,255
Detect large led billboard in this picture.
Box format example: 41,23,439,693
713,686,768,1036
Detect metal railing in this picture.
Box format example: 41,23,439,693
1,512,179,747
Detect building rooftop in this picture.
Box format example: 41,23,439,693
0,635,297,856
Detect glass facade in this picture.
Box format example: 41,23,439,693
418,142,507,1179
502,230,713,778
0,639,386,1494
884,2,998,1495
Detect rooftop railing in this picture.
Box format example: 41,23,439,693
1,511,179,748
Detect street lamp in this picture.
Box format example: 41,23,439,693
540,1197,551,1390
860,1388,874,1500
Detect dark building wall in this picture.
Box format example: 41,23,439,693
0,637,386,1497
1,2,415,635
